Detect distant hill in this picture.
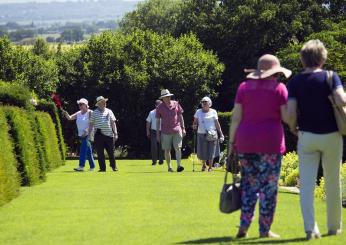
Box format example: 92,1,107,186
0,0,141,24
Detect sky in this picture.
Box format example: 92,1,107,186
0,0,143,3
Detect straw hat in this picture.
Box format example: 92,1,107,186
245,54,292,79
95,96,108,106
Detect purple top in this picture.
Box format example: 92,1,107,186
235,79,288,154
156,100,184,134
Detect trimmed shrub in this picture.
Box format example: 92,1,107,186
315,163,346,204
36,100,66,162
280,151,299,186
0,80,34,110
35,111,63,169
4,106,41,185
0,108,20,206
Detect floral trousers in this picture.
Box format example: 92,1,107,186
238,153,282,234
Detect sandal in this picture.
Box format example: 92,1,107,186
208,167,212,172
201,165,206,171
236,227,248,238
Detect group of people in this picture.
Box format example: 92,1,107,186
62,38,343,240
229,39,344,240
63,96,118,172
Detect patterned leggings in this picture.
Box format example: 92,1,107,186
238,153,282,234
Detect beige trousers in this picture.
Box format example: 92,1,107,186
298,131,343,233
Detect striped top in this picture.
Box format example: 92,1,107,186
90,108,116,137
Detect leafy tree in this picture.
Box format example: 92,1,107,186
119,0,183,35
32,38,52,59
120,0,346,110
57,30,224,156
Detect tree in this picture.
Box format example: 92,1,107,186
119,0,183,35
119,0,346,110
32,38,52,59
56,30,224,157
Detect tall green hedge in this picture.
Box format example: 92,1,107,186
0,109,20,206
4,106,41,186
36,100,66,162
0,80,34,110
218,111,232,142
35,111,63,169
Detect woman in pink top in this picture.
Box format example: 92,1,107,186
228,54,291,238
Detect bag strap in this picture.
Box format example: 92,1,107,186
326,70,334,91
224,149,239,184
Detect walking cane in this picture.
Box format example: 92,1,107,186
192,128,197,172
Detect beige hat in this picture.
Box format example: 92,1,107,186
95,96,108,106
245,54,292,79
159,89,174,99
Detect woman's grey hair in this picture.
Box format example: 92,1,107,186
300,39,328,68
201,96,212,107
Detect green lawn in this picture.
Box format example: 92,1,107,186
0,160,345,245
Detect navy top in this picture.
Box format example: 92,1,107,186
288,70,343,134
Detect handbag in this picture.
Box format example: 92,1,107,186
219,151,241,214
205,129,218,141
326,70,346,135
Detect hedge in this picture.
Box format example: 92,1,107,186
0,109,20,206
36,100,66,162
0,80,34,110
35,111,63,169
3,106,41,186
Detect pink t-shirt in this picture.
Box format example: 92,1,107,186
235,79,288,154
156,100,184,134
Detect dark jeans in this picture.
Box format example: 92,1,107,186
94,130,116,171
150,129,164,163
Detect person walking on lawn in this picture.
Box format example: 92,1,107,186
146,99,164,166
156,89,185,172
89,96,118,172
62,98,95,172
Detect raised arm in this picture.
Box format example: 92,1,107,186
62,110,77,120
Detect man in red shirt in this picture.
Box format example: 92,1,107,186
156,89,186,172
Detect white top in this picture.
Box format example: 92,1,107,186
194,108,218,134
76,110,92,137
146,109,161,131
90,108,116,137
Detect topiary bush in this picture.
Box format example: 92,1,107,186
280,151,299,186
4,106,41,186
0,80,34,110
0,108,20,206
36,100,66,162
35,111,63,169
315,163,346,206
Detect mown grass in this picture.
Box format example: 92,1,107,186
0,160,345,245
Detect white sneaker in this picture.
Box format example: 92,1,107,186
74,167,84,172
89,168,95,171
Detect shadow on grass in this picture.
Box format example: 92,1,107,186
176,236,233,244
177,236,307,244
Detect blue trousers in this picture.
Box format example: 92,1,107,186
79,136,95,168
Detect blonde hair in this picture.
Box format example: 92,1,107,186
300,39,328,68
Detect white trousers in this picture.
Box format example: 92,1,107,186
298,131,343,233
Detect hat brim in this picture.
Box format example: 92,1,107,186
245,67,292,79
159,93,174,99
95,98,108,106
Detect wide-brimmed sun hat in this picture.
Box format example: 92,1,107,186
95,96,108,106
159,89,174,99
244,54,292,79
77,98,88,106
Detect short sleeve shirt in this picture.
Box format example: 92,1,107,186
146,109,161,131
235,79,288,154
156,100,183,134
194,108,218,134
288,71,342,134
90,108,116,137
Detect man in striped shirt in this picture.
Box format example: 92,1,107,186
89,96,118,172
